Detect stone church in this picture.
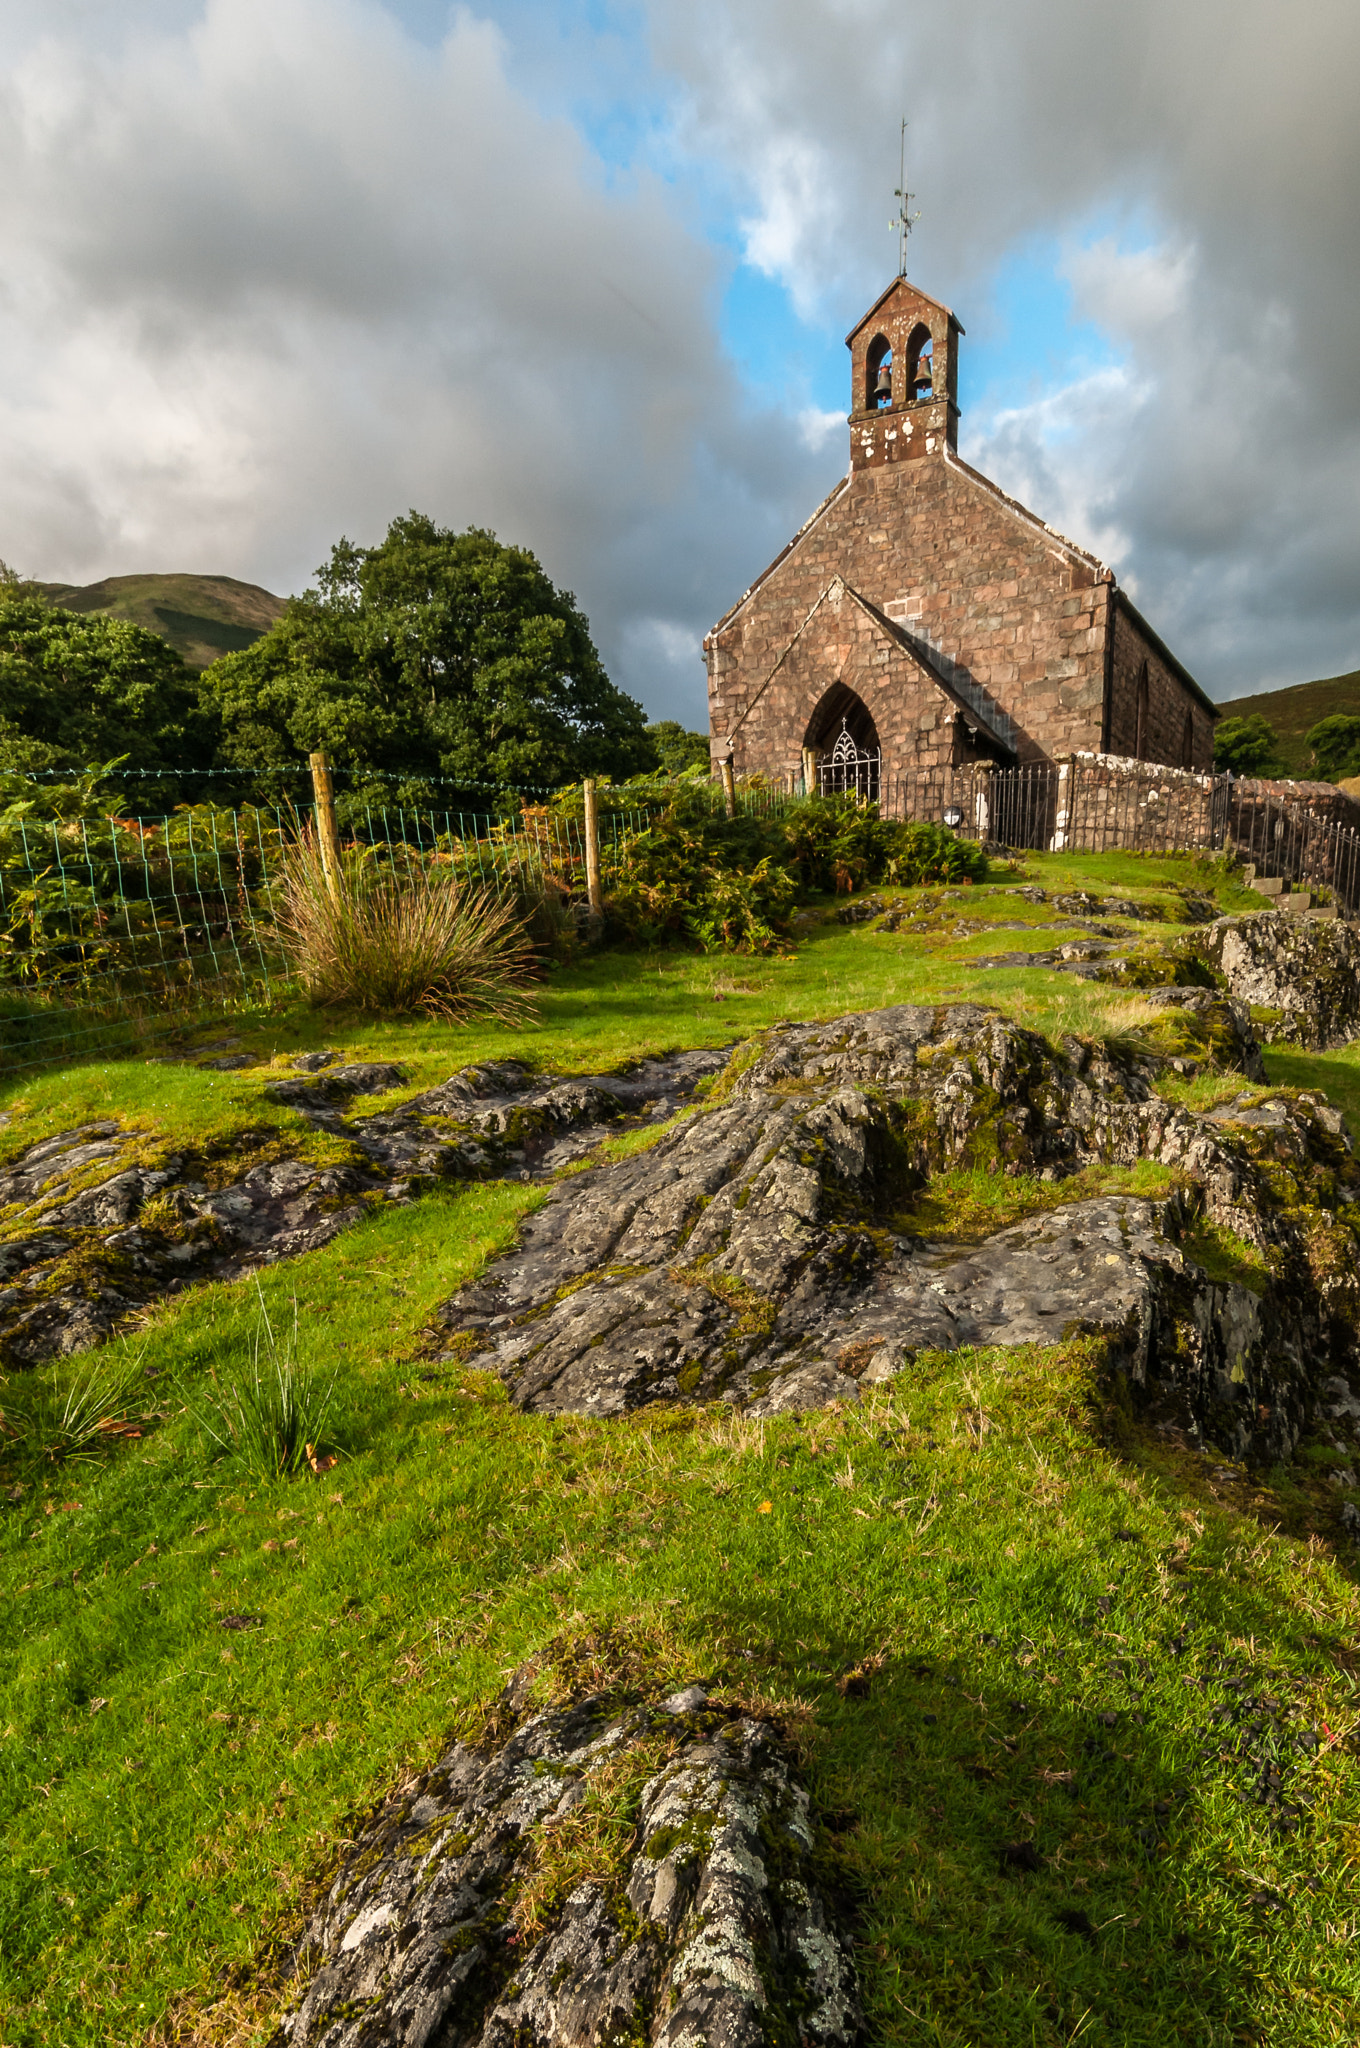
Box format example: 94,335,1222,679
705,274,1217,795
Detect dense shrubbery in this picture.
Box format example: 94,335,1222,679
207,515,656,811
1306,713,1360,782
599,788,987,954
1,755,286,992
0,585,213,790
1214,713,1282,778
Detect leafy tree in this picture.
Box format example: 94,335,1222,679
0,586,212,781
1306,713,1360,782
207,515,654,806
1213,713,1282,778
645,720,711,776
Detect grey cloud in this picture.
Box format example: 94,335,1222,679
646,0,1360,696
0,0,828,725
3,0,1357,731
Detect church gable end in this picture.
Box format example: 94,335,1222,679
707,266,1215,789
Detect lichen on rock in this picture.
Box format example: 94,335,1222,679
1190,909,1360,1050
435,1003,1360,1459
0,1051,726,1367
271,1685,859,2048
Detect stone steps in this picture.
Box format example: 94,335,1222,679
1242,866,1339,919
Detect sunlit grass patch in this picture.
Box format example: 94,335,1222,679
896,1159,1179,1244
6,844,1360,2045
3,1230,1360,2046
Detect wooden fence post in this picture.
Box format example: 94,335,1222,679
582,777,603,917
720,750,737,819
801,746,817,797
309,750,343,899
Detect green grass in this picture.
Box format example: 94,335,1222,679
3,1196,1359,2046
1262,1039,1360,1142
896,1159,1179,1243
5,845,1360,2046
0,847,1264,1177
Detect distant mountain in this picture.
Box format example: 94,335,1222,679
1217,667,1360,777
31,572,286,670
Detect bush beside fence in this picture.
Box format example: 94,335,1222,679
0,761,804,1068
7,744,1360,1073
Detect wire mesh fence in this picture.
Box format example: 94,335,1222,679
0,796,664,1071
7,749,1360,1072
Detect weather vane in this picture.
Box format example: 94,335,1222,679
890,117,920,276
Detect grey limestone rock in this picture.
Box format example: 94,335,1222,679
435,1003,1360,1459
0,1051,727,1365
264,1062,410,1110
274,1690,859,2048
1195,910,1360,1049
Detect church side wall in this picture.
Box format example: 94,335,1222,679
707,453,1110,782
1105,600,1215,771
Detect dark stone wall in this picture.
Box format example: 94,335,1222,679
1105,598,1214,771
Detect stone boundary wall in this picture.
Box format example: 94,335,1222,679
1053,751,1219,855
1231,775,1360,831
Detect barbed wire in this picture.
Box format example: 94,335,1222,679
4,764,588,795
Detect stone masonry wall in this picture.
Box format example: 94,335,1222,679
1105,598,1214,772
739,583,981,783
707,447,1112,784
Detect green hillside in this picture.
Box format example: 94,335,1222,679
32,572,286,670
1217,667,1360,776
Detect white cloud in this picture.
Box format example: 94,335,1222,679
2,0,1359,723
796,405,844,451
0,0,828,723
643,0,1360,696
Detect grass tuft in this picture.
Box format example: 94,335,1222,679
183,1286,338,1480
276,830,537,1021
0,1350,148,1465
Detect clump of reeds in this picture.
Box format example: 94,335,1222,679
185,1286,338,1481
275,830,537,1019
0,1352,147,1464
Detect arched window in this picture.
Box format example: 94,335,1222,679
1134,662,1150,761
1181,706,1194,768
904,322,933,400
865,334,893,411
805,683,880,800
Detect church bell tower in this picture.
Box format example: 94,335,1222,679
845,278,963,473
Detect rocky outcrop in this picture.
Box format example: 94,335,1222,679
273,1684,859,2048
435,1004,1360,1460
0,1051,726,1366
1192,910,1360,1049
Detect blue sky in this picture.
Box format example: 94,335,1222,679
387,0,1130,448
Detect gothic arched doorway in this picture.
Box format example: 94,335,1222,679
804,684,880,801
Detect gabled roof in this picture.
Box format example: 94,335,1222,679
703,439,1105,645
844,586,1016,755
1113,590,1217,717
704,471,851,646
845,275,964,345
721,575,1017,760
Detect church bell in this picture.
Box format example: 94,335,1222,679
872,363,892,404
